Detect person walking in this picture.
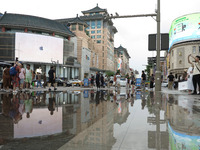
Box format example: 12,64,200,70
126,73,130,89
3,65,10,92
167,72,174,90
174,74,179,89
150,74,154,90
130,72,135,93
90,74,94,88
19,64,25,91
11,62,21,93
95,72,100,90
25,64,33,90
141,71,146,91
188,54,200,94
48,66,57,91
187,66,194,93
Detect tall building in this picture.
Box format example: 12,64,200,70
114,45,130,75
80,4,117,71
57,15,100,79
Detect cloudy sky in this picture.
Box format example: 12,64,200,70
1,0,200,73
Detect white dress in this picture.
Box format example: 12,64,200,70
187,67,194,90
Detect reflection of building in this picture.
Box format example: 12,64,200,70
114,45,130,75
168,13,200,75
0,13,80,79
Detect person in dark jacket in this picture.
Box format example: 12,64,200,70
96,72,100,90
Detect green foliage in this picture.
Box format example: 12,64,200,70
105,71,115,77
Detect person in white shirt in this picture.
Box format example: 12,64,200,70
188,54,200,95
116,72,121,89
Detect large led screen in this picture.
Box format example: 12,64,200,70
15,32,63,64
169,13,200,50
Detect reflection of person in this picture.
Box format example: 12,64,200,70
188,54,200,95
24,92,33,118
48,92,56,115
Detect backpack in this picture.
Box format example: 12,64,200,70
9,66,17,76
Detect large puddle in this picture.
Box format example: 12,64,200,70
0,88,200,149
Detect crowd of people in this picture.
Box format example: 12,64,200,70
167,54,200,95
2,60,57,93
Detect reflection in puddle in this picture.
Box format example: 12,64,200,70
0,89,200,149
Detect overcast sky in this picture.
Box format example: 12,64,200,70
1,0,200,73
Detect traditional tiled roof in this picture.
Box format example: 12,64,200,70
69,15,88,27
115,45,131,58
81,4,107,14
0,13,74,37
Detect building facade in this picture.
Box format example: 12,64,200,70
80,4,117,71
168,13,200,75
114,45,130,75
0,13,80,80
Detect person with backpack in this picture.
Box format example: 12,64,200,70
10,62,21,93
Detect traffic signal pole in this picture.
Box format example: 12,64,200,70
106,0,161,91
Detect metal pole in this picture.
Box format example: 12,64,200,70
155,0,161,91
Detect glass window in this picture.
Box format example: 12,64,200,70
199,46,200,53
193,46,196,54
97,20,101,29
71,25,76,31
79,25,83,31
91,35,95,39
91,31,95,34
97,40,101,43
97,30,101,33
91,21,95,29
86,21,90,29
97,35,101,38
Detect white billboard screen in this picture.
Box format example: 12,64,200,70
15,32,63,64
169,13,200,50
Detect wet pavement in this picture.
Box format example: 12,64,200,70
0,87,200,150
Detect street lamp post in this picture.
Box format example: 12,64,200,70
155,0,161,91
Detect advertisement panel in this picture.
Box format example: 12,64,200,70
15,32,63,64
168,122,200,150
117,58,122,70
169,13,200,50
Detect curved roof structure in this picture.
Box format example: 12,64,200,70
0,13,74,37
81,4,107,14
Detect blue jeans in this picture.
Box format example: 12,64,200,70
37,80,42,88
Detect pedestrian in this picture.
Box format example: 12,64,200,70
167,72,174,90
188,54,200,94
141,71,146,90
126,73,130,88
187,66,194,93
25,64,33,90
95,72,100,90
11,62,21,93
19,63,25,91
3,65,11,91
36,72,42,88
114,73,117,88
90,74,94,88
48,66,57,91
101,74,104,88
43,72,47,88
174,74,178,89
116,72,121,90
150,74,154,90
131,72,135,92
